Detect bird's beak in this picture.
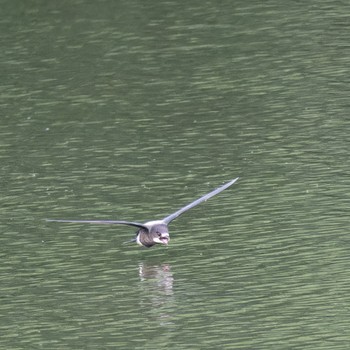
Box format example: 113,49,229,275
154,234,170,245
161,236,169,245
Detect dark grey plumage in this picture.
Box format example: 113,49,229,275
46,177,239,248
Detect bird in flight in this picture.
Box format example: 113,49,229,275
46,177,239,248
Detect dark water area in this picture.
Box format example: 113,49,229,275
1,1,349,349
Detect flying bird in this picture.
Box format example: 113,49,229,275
46,177,239,248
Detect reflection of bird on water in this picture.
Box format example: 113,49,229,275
139,263,174,296
46,177,239,247
138,262,175,327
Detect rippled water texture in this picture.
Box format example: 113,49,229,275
1,0,349,349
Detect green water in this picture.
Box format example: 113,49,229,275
1,1,349,349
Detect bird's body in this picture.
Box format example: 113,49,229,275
46,177,239,247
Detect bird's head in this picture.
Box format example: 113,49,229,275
146,221,170,246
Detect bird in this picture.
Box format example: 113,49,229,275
46,177,239,248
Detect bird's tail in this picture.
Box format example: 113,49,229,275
122,237,137,245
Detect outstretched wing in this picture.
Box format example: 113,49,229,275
162,177,239,224
45,219,147,230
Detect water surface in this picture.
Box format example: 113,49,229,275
1,1,349,349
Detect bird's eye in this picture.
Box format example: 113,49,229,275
157,232,162,237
